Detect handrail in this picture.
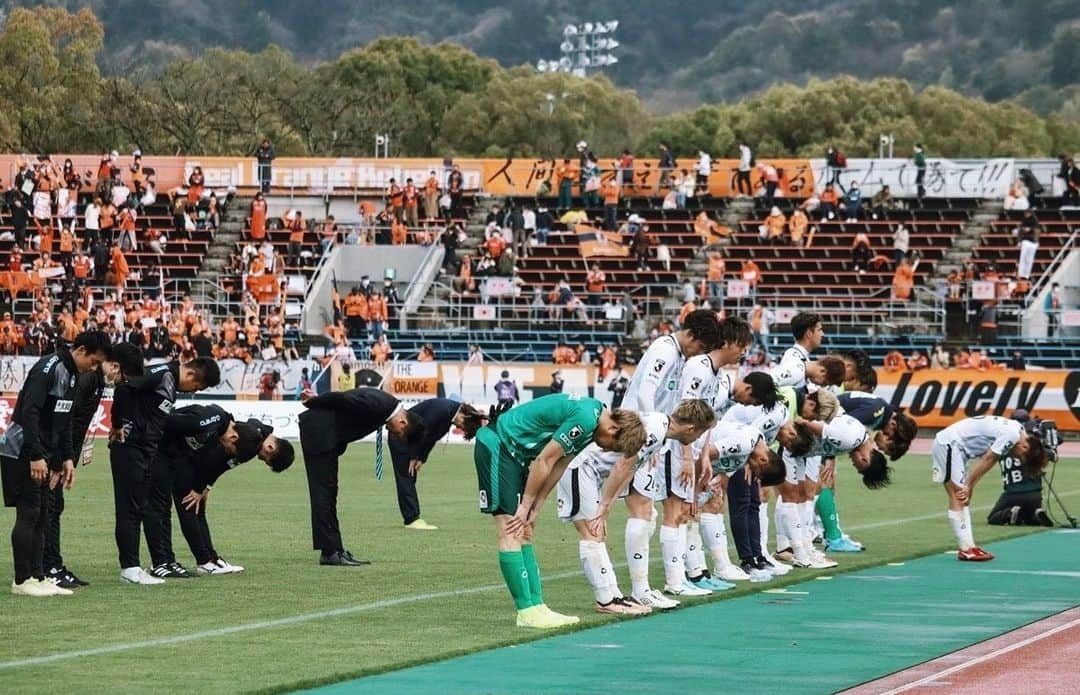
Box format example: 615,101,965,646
400,242,446,325
1025,229,1077,306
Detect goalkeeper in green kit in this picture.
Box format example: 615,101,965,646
475,393,646,629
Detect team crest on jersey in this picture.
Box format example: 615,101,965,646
557,498,564,512
645,434,658,448
653,359,666,373
567,425,583,439
478,490,488,508
690,377,702,391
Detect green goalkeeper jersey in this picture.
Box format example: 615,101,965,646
496,394,603,467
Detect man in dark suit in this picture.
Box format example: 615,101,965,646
389,399,486,530
299,387,424,565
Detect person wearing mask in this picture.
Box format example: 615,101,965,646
390,400,487,531
254,138,275,193
298,387,425,566
493,370,519,407
549,371,565,394
1,331,113,597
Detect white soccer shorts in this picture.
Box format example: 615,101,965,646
931,438,967,486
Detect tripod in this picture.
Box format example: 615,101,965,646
1043,458,1079,528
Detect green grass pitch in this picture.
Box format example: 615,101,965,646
0,444,1077,693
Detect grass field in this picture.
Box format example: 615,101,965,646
0,444,1077,694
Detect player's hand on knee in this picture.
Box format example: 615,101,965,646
954,485,970,503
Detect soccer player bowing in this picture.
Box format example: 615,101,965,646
298,386,424,566
931,416,1046,561
1,331,112,597
558,399,716,615
389,398,488,530
475,393,645,629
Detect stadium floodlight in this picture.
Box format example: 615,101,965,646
560,40,575,53
605,20,618,32
571,67,586,78
558,56,572,70
563,24,578,36
583,22,594,33
539,19,620,76
536,59,549,72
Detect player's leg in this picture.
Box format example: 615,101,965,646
933,441,991,561
818,456,864,553
661,451,711,597
758,485,791,575
775,455,816,568
800,458,838,568
624,457,677,609
727,466,772,581
700,492,750,581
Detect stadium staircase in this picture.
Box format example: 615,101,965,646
929,199,1002,282
191,194,251,310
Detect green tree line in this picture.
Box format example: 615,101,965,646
1,7,1077,160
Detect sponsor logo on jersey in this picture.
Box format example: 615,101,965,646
158,400,174,414
567,425,583,440
53,399,73,413
653,359,666,373
690,377,702,391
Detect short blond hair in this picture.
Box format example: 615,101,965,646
671,399,717,431
808,389,839,422
610,409,647,456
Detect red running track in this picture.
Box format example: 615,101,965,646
843,606,1080,694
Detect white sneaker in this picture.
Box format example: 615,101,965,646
634,588,680,610
120,567,165,585
744,564,773,582
11,579,56,597
214,558,244,574
715,565,751,582
762,554,793,575
808,550,839,569
41,576,74,595
663,581,711,597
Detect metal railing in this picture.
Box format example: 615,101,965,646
1024,229,1077,306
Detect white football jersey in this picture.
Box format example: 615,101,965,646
708,422,763,475
937,416,1023,459
722,400,789,445
623,334,685,415
569,412,670,479
811,413,868,457
771,343,811,389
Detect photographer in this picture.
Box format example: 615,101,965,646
987,410,1053,527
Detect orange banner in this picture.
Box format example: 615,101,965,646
876,369,1080,431
3,154,816,198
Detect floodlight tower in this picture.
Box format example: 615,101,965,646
536,20,619,76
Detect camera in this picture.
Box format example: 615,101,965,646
1025,417,1061,462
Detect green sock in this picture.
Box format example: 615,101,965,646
816,488,843,542
498,550,533,610
520,543,544,607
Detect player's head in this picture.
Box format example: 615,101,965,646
1014,430,1048,476
790,312,824,350
260,434,295,472
841,349,875,391
453,403,487,441
850,438,892,489
596,409,646,456
669,399,716,445
806,356,845,388
714,316,752,364
883,412,917,460
800,389,838,422
180,357,221,392
748,442,785,486
733,372,777,409
70,330,113,373
776,420,815,457
387,407,425,440
680,309,721,356
111,342,145,379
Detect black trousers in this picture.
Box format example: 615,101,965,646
727,470,761,563
987,490,1048,526
44,484,65,570
389,445,420,525
735,170,752,195
170,460,218,565
110,446,153,569
145,454,178,567
303,451,343,553
2,456,49,583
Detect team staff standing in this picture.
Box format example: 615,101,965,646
299,386,424,566
1,331,112,597
388,398,487,530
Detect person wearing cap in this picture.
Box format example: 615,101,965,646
493,371,519,408
549,371,564,394
985,410,1053,527
298,387,425,566
390,399,488,530
163,411,294,575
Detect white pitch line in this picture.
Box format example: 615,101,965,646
1,488,1077,671
843,488,1080,532
878,617,1080,694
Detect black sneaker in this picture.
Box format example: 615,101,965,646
151,562,194,579
47,566,81,589
1034,508,1053,527
753,556,771,571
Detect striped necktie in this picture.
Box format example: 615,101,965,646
374,426,385,480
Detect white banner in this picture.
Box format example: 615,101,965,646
808,158,1015,198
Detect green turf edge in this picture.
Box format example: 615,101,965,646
837,600,1080,694
245,525,1052,695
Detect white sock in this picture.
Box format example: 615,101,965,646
646,504,658,537
948,508,975,550
962,507,975,546
774,496,790,550
626,517,652,597
779,502,811,563
758,502,771,556
700,512,734,570
812,494,825,537
598,543,622,598
580,540,615,604
799,500,816,546
685,522,707,576
660,525,685,589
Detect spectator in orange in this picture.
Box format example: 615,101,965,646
111,243,129,294
602,177,620,230
320,215,338,255
391,218,408,245
677,299,697,327
221,315,240,344
403,178,419,228
324,318,347,347
789,207,809,245
892,254,918,300
819,184,839,219
456,254,476,294
883,350,905,371
741,259,761,291
423,171,440,220
598,344,616,381
371,334,392,364
287,211,306,268
761,206,786,242
707,252,726,300
186,166,204,205
368,292,387,338
695,210,728,245
484,232,506,259
387,178,404,221
757,161,780,206
344,288,369,338
906,350,929,371
552,341,577,364
585,263,606,308
249,192,268,241
58,226,75,269
72,251,91,283
249,254,267,276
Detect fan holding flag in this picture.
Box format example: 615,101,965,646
297,386,425,566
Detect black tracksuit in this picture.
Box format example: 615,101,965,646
44,367,106,571
109,362,178,569
0,351,78,583
388,398,459,525
299,387,402,553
